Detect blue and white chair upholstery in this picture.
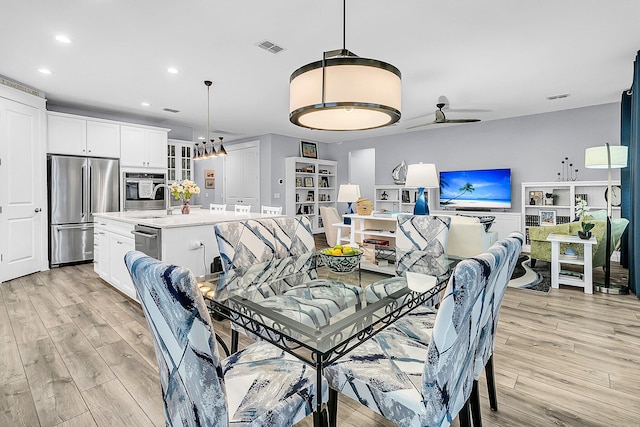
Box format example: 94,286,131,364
124,251,327,427
324,253,495,427
364,214,451,306
470,232,523,426
214,216,362,349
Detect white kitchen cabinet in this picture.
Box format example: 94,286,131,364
120,125,168,169
48,112,120,158
167,139,193,182
93,221,110,280
108,231,135,300
93,218,136,300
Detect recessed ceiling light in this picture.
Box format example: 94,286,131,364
141,102,151,107
167,67,179,74
38,68,52,74
55,35,71,43
197,136,205,140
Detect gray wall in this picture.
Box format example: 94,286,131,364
327,102,621,213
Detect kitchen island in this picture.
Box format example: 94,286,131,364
93,208,281,300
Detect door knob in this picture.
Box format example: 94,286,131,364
34,208,41,213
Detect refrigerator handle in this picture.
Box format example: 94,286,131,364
88,165,93,215
81,164,86,219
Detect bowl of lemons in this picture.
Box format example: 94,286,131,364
320,245,363,273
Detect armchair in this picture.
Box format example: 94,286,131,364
529,210,628,268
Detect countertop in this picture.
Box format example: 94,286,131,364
94,209,281,229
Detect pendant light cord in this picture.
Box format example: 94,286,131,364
342,0,346,50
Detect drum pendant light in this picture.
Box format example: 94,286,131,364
289,0,401,131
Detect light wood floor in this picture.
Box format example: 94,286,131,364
1,262,639,427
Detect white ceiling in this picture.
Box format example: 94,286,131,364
2,0,639,143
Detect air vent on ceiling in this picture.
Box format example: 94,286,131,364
256,40,285,54
546,93,570,100
163,108,180,113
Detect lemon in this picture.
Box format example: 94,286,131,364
343,245,352,252
332,249,342,256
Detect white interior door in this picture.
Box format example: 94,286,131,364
0,91,46,282
224,141,260,212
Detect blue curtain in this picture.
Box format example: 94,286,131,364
622,51,639,297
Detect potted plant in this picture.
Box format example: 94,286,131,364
578,220,595,240
544,193,555,205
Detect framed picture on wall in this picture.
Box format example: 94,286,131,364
205,179,215,189
300,141,318,159
204,169,215,179
540,210,556,226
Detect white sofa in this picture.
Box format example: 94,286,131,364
441,215,499,258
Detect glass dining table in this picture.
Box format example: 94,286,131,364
197,259,453,426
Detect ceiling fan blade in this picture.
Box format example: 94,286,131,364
445,108,491,113
406,121,436,129
444,118,481,123
405,111,435,121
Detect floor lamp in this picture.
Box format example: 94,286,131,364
405,163,439,215
337,184,361,225
585,143,629,294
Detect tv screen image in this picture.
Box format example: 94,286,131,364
439,168,512,210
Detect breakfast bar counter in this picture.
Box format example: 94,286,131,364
93,209,283,299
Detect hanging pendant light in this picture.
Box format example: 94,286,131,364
217,137,227,156
289,0,401,131
193,142,201,161
203,80,217,159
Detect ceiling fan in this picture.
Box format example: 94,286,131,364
407,103,481,129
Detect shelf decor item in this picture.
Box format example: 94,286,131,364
540,210,556,226
578,221,594,240
405,162,438,215
300,141,318,159
392,160,407,185
585,142,629,293
355,197,373,215
181,200,191,215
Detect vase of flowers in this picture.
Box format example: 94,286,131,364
169,180,200,214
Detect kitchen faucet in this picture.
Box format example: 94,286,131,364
152,184,173,215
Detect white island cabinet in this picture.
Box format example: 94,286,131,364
93,209,283,300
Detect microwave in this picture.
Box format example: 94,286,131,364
123,172,166,211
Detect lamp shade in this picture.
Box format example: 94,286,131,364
337,184,361,202
405,163,439,188
585,145,628,169
289,57,401,131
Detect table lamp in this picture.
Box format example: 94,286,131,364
584,143,628,294
337,184,361,224
405,162,439,215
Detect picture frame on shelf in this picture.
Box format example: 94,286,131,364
304,177,314,187
307,191,314,201
529,191,543,205
300,141,318,159
296,177,303,187
540,210,557,226
319,176,329,187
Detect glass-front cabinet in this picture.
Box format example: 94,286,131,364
168,139,193,182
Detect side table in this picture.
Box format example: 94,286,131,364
546,233,597,294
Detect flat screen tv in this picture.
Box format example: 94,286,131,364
439,168,511,210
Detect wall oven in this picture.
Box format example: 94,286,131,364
123,172,166,211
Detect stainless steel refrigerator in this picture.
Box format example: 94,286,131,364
48,155,119,267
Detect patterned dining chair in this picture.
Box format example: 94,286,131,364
470,232,523,426
124,251,328,427
364,214,451,306
213,216,362,352
234,204,251,213
324,253,495,427
209,203,227,212
261,205,283,215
